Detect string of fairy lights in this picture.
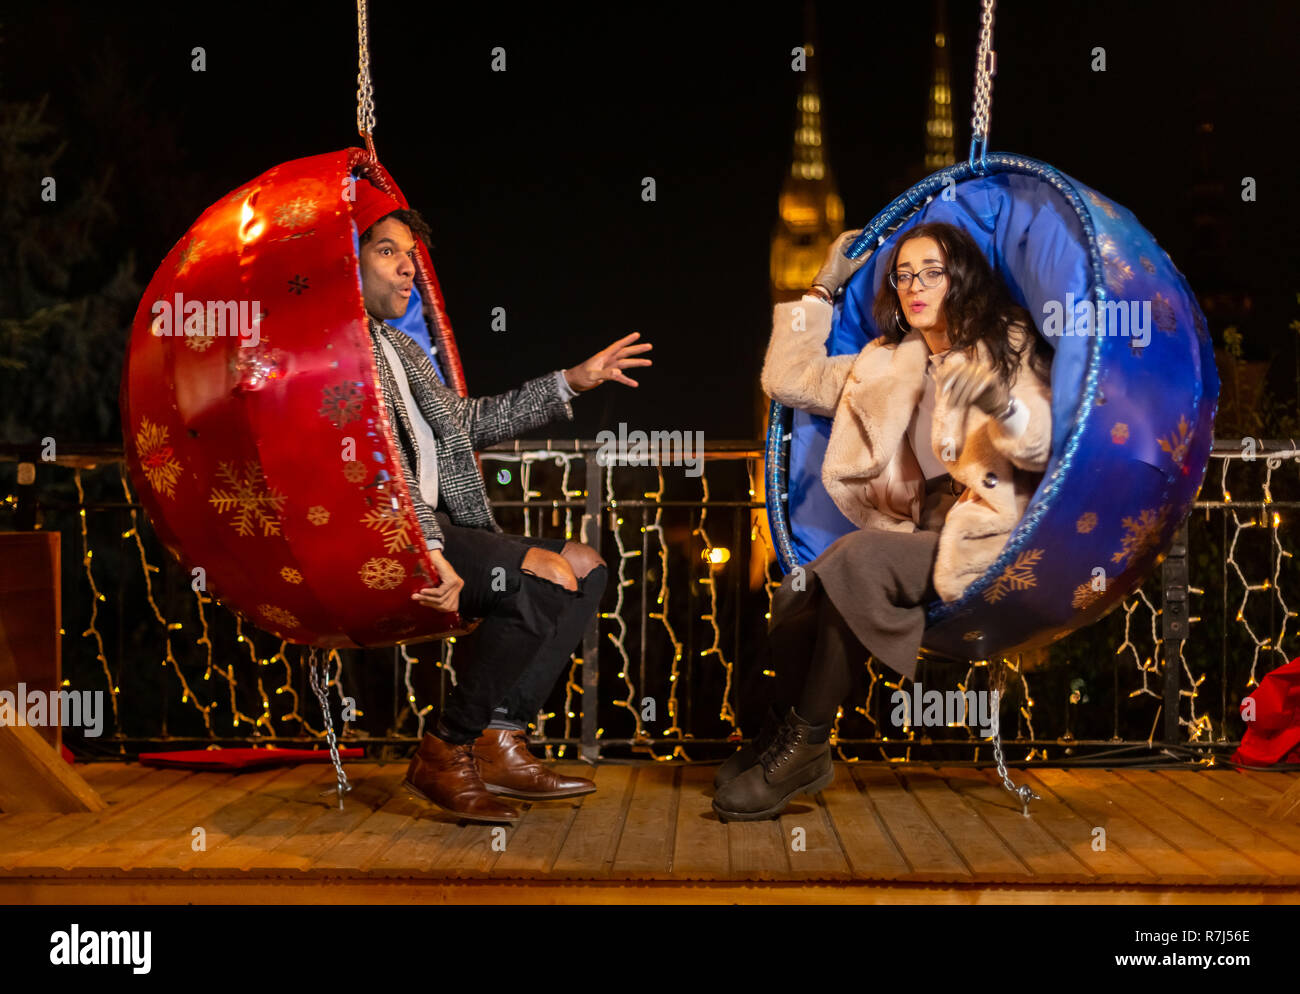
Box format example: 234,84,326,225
12,441,1294,757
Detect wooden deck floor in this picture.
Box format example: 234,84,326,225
2,761,1299,903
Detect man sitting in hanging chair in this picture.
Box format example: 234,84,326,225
352,179,652,823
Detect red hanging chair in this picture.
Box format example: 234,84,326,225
121,149,472,649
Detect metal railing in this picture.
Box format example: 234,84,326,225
1,437,1296,765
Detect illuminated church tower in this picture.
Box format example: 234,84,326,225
924,0,957,173
756,16,844,589
768,37,844,306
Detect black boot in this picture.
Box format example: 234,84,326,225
713,705,781,789
712,707,832,822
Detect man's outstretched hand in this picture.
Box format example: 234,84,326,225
564,332,653,392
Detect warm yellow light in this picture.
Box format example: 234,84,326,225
702,546,731,565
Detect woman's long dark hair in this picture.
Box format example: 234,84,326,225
871,221,1051,385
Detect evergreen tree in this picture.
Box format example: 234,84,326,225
0,87,139,445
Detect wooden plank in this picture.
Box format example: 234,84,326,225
1267,779,1300,821
726,820,789,880
81,764,161,802
1029,769,1222,883
0,722,105,813
366,813,462,876
184,765,341,874
0,812,63,849
1242,771,1300,794
1067,770,1272,884
850,766,971,881
239,764,400,873
13,772,234,872
171,764,336,871
817,764,910,880
0,768,192,871
1113,769,1300,881
490,763,587,879
429,821,508,879
77,763,135,785
1015,770,1155,883
313,771,431,874
76,766,306,873
1210,768,1298,804
1154,771,1300,856
550,764,636,879
780,793,850,881
612,763,679,877
901,768,1030,882
934,767,1096,883
9,875,1300,905
671,764,730,880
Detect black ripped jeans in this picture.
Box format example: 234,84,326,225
432,512,606,742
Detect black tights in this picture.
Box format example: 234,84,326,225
766,575,864,726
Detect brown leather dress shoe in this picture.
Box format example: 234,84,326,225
403,732,519,823
474,728,597,800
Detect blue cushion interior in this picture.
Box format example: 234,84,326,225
787,172,1092,565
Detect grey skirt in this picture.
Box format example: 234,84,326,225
795,482,958,681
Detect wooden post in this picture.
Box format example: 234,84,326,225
0,530,104,812
0,722,105,812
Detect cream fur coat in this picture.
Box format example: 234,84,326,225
761,297,1052,602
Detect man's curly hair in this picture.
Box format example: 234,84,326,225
359,207,433,249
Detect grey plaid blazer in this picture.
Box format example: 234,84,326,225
367,315,573,544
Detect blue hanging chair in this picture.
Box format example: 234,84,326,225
764,152,1219,661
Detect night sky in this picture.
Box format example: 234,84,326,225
7,1,1299,441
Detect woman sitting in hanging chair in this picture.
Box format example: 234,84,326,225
713,220,1055,821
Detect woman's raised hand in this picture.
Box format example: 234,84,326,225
810,229,871,298
941,362,1011,418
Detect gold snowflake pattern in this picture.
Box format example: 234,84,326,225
1097,234,1119,259
258,603,300,630
319,383,364,428
982,548,1044,604
273,197,318,229
343,461,368,484
307,505,330,526
135,417,184,499
280,567,303,584
1072,581,1106,610
361,503,416,554
1076,512,1098,534
175,237,205,276
1140,256,1156,274
1111,422,1130,445
1157,414,1191,469
359,556,406,590
1152,292,1177,334
1104,256,1134,295
1087,190,1120,219
182,308,223,353
208,461,287,537
1111,506,1170,569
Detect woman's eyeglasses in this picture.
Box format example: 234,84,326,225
888,267,946,290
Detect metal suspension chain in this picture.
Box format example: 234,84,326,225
968,0,997,173
308,645,353,809
989,656,1039,816
356,0,377,159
